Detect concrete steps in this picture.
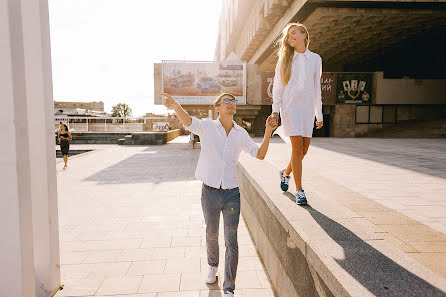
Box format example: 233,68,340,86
62,132,132,144
55,149,92,158
117,130,182,145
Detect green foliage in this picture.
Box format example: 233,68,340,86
111,103,132,118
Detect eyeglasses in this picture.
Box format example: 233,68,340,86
221,98,237,105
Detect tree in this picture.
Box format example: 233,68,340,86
111,103,132,118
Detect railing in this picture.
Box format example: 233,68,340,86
54,116,169,133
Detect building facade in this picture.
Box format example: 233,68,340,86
213,0,446,137
54,100,104,112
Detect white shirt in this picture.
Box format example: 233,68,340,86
272,49,323,137
184,117,259,189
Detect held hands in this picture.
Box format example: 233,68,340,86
265,115,278,133
161,93,177,109
315,121,323,129
271,112,279,126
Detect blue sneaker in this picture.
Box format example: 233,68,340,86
296,190,307,205
280,169,290,191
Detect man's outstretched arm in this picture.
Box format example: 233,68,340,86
256,116,277,160
161,93,192,126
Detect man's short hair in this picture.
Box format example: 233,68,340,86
214,93,236,107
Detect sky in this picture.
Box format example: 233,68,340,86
48,0,222,116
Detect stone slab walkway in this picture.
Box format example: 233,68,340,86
54,137,274,297
54,136,446,296
284,138,446,235
263,137,446,280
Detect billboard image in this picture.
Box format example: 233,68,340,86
162,61,246,105
336,73,373,104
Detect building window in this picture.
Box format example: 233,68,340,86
383,105,397,124
355,105,397,124
356,106,369,123
370,106,383,123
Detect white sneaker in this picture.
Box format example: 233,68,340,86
205,265,218,284
224,292,234,297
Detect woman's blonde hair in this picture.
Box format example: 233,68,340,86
275,23,310,86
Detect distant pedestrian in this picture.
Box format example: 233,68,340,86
57,124,72,168
271,22,323,205
190,132,199,149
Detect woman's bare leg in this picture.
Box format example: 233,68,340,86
285,137,311,176
286,136,304,190
63,155,67,167
302,137,311,158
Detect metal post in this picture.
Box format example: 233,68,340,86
104,119,107,132
86,118,89,132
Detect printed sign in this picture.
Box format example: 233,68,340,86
321,73,336,104
336,73,372,104
152,122,170,131
261,72,275,105
162,61,246,105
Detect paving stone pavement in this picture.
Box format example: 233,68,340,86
54,137,275,297
289,138,446,236
54,136,446,296
263,137,446,280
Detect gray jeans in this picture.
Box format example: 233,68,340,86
201,184,241,293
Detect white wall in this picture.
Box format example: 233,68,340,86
21,0,61,295
375,71,446,105
0,0,36,296
0,0,60,296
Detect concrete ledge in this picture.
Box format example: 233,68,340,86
236,154,446,297
55,149,92,158
64,129,181,145
167,129,182,142
63,132,131,144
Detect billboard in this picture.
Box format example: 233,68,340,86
162,61,246,105
336,73,373,104
261,72,275,105
321,73,336,104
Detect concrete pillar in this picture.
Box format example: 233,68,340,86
0,0,61,296
0,0,37,296
21,0,61,296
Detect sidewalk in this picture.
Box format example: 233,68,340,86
263,137,446,280
275,138,446,235
54,136,446,296
55,137,274,297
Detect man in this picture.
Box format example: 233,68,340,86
162,92,277,297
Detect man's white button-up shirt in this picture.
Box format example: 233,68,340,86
184,117,259,189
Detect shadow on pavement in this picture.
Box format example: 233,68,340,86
84,142,199,184
310,139,446,179
291,200,446,297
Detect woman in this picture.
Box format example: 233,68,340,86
57,124,72,168
271,22,323,205
190,132,199,149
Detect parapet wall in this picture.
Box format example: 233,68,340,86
236,154,446,297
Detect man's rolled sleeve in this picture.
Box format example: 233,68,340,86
241,131,259,158
183,116,203,135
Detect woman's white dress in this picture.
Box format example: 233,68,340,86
272,49,323,138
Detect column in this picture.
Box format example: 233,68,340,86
21,0,61,295
0,0,36,296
